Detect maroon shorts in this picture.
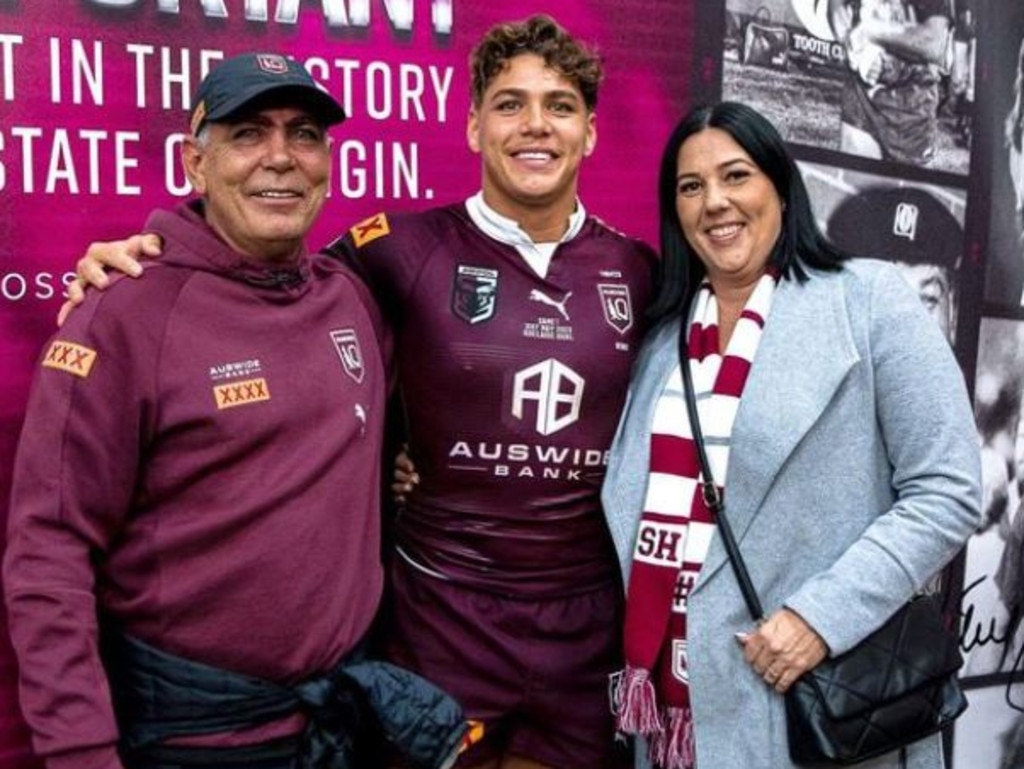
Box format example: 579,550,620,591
385,556,629,769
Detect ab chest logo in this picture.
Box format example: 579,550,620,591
445,358,609,482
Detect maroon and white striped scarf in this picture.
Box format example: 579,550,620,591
613,273,776,768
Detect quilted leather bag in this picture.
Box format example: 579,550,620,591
677,325,968,765
784,594,966,765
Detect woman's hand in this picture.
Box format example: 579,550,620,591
736,607,828,694
392,447,420,504
58,233,163,326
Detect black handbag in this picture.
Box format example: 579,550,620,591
676,323,967,765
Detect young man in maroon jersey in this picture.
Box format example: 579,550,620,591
63,16,656,769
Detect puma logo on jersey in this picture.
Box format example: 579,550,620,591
528,289,572,321
350,213,390,247
43,341,97,378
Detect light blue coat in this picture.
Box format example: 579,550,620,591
602,260,981,769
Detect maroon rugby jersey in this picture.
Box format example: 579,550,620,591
330,203,655,596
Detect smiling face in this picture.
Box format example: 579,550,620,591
183,106,330,262
675,127,783,293
467,53,596,226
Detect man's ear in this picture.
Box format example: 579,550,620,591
466,108,481,154
181,136,207,195
584,111,597,157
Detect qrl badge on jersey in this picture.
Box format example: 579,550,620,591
43,340,97,378
597,284,633,335
452,265,498,325
330,328,365,383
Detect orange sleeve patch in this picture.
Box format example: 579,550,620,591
42,341,97,378
349,213,390,248
458,720,486,753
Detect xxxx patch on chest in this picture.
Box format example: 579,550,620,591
213,377,271,410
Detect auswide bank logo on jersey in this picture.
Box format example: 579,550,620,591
445,357,607,481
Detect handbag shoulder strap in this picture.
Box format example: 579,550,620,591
677,313,766,623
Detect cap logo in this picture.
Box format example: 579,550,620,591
892,202,919,242
256,54,290,75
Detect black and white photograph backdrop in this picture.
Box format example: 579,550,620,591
722,0,973,174
964,316,1024,681
981,3,1024,308
798,161,966,346
951,680,1024,768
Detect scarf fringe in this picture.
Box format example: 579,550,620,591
650,706,695,769
611,666,664,736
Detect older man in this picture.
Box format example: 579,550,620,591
4,53,463,769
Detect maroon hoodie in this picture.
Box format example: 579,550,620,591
3,202,390,769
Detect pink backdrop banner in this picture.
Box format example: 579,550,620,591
0,1,695,764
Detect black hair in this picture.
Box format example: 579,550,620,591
649,101,849,323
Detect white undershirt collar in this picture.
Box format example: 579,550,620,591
464,191,587,279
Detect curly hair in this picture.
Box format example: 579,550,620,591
469,15,603,110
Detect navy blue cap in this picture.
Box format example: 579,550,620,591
190,53,346,135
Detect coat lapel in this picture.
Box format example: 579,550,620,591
695,272,861,586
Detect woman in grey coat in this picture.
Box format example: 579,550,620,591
603,102,981,769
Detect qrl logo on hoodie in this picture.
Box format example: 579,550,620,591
330,328,365,383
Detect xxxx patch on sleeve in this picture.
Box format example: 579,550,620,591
349,213,390,248
42,341,97,378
